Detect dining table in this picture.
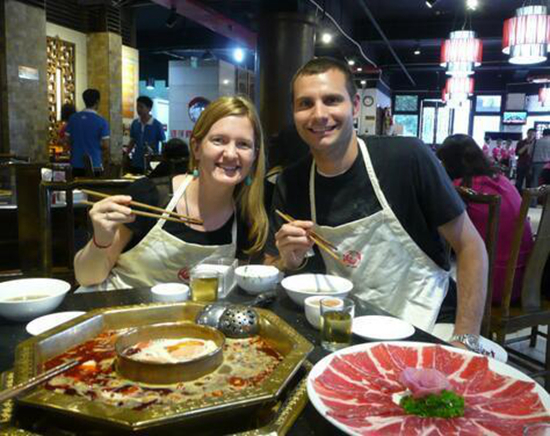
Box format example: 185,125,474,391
0,284,445,436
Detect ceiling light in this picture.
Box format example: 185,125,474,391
356,67,363,72
442,77,474,103
360,80,367,86
146,78,155,90
503,5,550,65
321,33,333,44
425,0,438,8
441,30,483,76
233,48,245,63
223,79,230,85
165,6,179,28
414,45,421,56
348,59,355,66
466,0,478,11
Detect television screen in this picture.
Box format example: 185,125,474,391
502,111,527,125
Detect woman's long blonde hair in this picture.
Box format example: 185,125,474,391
188,96,268,255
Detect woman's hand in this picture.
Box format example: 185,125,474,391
89,195,135,247
274,220,315,270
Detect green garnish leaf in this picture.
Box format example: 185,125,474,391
400,390,465,418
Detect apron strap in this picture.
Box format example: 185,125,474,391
154,174,193,230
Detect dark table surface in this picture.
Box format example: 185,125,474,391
0,286,444,435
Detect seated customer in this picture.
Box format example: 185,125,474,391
148,138,190,178
74,96,268,290
437,134,534,304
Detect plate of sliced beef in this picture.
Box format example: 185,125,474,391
307,342,550,435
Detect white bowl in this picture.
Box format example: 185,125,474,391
0,278,71,322
235,265,281,295
281,274,353,307
151,283,190,302
304,296,343,330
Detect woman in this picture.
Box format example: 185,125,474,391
437,134,534,305
74,96,268,290
58,103,76,152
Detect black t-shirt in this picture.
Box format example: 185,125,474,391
266,136,465,271
123,177,250,257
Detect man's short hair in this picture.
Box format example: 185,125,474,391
291,57,358,103
528,128,536,133
82,89,100,108
543,128,550,137
137,96,153,110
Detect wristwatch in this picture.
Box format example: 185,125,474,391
450,334,481,353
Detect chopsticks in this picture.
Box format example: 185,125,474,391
81,189,203,225
0,359,79,404
275,210,346,266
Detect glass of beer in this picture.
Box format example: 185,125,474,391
320,297,355,351
190,266,220,303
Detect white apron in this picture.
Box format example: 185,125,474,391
310,138,449,331
78,175,237,292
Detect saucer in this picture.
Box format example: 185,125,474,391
352,315,415,340
26,311,85,336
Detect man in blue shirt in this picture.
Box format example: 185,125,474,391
127,96,166,174
66,89,110,177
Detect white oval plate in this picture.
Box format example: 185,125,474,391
307,342,550,436
352,315,415,340
26,311,85,336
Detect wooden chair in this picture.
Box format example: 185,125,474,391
455,187,501,338
490,185,550,389
39,178,133,284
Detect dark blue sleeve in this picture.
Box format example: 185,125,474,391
130,120,138,141
157,120,166,142
101,118,110,138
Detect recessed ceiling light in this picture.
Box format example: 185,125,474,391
233,48,244,63
348,59,355,66
360,80,367,85
414,46,421,55
321,33,333,44
466,0,478,10
223,79,230,85
356,67,363,72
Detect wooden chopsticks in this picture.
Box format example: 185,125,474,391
0,359,79,404
81,189,203,225
275,210,346,266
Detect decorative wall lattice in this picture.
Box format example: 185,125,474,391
46,36,75,145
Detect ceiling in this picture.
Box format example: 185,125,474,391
131,0,550,94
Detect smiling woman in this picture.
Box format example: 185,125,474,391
74,96,269,292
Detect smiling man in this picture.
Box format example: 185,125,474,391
266,57,488,351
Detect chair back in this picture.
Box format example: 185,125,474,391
501,186,550,313
456,186,501,337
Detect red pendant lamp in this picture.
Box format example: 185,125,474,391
440,30,483,76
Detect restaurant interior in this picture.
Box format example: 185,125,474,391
0,0,550,434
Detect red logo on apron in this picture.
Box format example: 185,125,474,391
178,267,190,283
342,250,362,268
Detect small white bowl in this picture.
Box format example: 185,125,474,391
0,278,71,322
235,265,281,295
304,296,343,329
151,283,190,303
281,274,353,307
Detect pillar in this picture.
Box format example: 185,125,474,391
0,0,48,161
87,32,123,165
256,12,316,169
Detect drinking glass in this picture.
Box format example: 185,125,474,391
320,297,354,351
190,266,220,303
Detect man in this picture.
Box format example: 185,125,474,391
66,89,110,177
516,128,536,191
530,128,550,188
266,57,487,352
127,96,166,174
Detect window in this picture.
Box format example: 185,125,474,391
421,107,435,144
395,95,418,113
475,95,501,113
394,115,418,137
472,116,501,146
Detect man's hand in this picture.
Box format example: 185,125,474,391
274,220,315,270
